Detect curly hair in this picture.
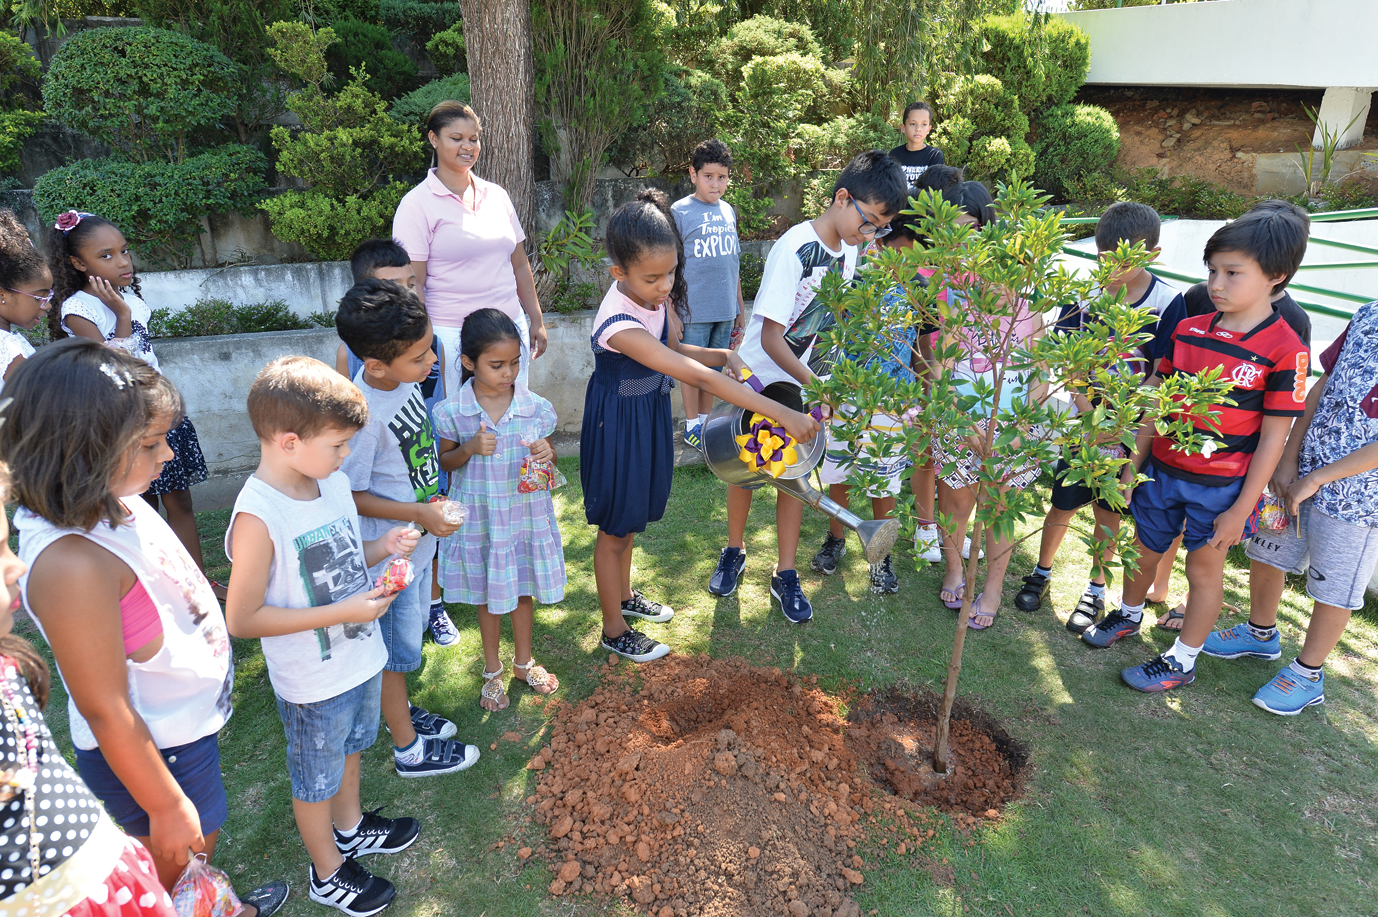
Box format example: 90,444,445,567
0,210,47,290
45,213,142,340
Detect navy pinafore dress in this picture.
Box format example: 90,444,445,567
580,310,676,538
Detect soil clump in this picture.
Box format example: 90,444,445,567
844,687,1030,818
525,656,1028,916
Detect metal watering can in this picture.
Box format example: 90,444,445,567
700,398,900,565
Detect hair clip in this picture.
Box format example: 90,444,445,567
54,211,92,235
98,362,133,390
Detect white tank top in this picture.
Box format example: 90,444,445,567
16,498,234,751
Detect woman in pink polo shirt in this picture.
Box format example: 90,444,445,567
393,101,547,392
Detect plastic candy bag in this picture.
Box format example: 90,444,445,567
428,494,466,526
375,554,414,596
172,854,242,917
518,456,565,493
1257,489,1291,533
729,323,743,351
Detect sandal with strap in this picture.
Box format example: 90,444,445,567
480,664,508,711
513,658,560,696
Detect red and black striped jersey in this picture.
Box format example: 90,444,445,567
1151,310,1309,486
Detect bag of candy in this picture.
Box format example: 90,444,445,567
1256,488,1291,534
428,494,466,526
518,456,565,493
374,554,414,596
172,854,242,917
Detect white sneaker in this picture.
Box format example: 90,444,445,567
914,525,942,564
962,536,983,560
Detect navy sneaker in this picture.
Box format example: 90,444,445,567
621,591,674,623
771,569,813,624
427,602,459,647
601,627,671,662
309,858,395,916
1122,653,1196,693
1202,622,1281,660
1065,589,1104,634
683,423,702,449
1081,608,1141,648
709,547,746,597
335,808,420,858
810,534,847,576
395,736,479,778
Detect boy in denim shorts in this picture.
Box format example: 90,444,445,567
226,356,426,912
337,279,478,778
1202,298,1378,714
1081,208,1310,694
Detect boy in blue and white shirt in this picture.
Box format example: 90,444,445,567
671,138,745,448
1204,298,1378,714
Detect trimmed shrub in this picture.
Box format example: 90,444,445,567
712,15,822,90
1033,103,1119,200
326,18,418,100
931,74,1034,185
33,144,268,267
646,0,723,71
380,0,461,45
42,26,238,161
0,31,43,174
390,73,470,137
148,297,317,338
797,114,901,171
976,13,1090,120
259,183,412,262
608,66,726,175
425,22,465,74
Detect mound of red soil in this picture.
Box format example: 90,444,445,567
524,656,1027,917
845,688,1029,819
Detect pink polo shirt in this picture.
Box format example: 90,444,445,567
392,169,527,328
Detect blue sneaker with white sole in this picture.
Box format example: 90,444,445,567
1202,622,1280,660
771,569,813,623
1252,665,1325,715
1122,653,1196,693
683,424,702,449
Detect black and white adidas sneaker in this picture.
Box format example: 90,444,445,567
335,808,421,858
309,858,396,916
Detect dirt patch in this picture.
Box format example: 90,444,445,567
1074,86,1378,195
844,687,1030,819
523,656,1027,917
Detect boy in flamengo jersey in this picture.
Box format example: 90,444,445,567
1080,208,1311,694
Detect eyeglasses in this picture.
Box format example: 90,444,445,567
851,198,891,239
3,287,55,305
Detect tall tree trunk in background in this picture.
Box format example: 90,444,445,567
460,0,536,237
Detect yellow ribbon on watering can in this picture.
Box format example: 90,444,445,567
735,412,799,478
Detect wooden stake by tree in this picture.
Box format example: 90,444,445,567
811,182,1231,772
461,0,536,236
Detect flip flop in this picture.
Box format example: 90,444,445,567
1154,603,1186,632
239,881,289,917
940,580,966,610
967,592,998,630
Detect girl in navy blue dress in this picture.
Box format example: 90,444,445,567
581,190,820,662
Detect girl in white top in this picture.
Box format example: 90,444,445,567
2,341,285,913
47,211,221,599
0,210,52,393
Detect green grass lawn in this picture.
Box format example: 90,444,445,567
30,460,1378,916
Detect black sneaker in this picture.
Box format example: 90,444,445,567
602,627,671,662
868,554,899,594
395,736,480,778
708,547,746,597
1065,589,1104,634
810,533,847,576
621,591,674,623
309,858,396,916
335,808,420,858
771,569,813,623
1013,570,1050,612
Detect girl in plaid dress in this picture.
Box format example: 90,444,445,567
435,309,565,711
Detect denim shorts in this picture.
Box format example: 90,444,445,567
1130,462,1255,554
275,671,382,803
680,319,734,350
75,732,228,837
377,545,433,673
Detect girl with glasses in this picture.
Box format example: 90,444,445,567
0,210,53,393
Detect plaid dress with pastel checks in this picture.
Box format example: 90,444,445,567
433,381,566,613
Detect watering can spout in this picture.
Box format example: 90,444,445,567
700,399,899,565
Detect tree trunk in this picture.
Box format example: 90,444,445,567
460,0,536,238
933,515,981,774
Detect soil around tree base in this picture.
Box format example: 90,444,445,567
523,655,1029,917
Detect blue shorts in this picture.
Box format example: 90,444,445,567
275,671,382,803
680,319,734,350
75,732,228,837
377,547,433,673
1130,462,1255,554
